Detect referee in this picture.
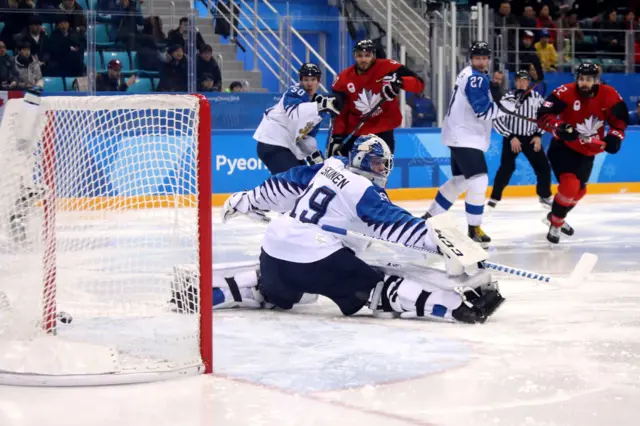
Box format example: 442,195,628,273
489,70,552,209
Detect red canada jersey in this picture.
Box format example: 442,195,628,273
537,82,629,156
332,58,424,136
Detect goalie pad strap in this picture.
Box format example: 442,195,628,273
415,290,431,317
224,277,243,302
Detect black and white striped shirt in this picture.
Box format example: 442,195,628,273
494,90,544,137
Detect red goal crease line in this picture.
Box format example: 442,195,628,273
41,182,640,211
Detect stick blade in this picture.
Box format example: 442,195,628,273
566,252,598,287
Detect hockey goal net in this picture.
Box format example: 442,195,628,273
0,94,212,386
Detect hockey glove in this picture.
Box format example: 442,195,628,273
382,73,403,101
315,94,342,116
326,134,345,158
305,150,324,165
222,192,268,224
553,123,579,141
603,132,623,154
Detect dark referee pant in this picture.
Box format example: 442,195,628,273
490,134,552,201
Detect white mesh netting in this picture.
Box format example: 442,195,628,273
0,95,211,385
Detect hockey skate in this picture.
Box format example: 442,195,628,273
420,211,432,220
547,224,561,244
468,225,491,248
539,196,553,209
487,199,498,208
542,212,574,236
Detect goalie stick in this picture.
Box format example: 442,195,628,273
318,224,597,287
236,211,597,287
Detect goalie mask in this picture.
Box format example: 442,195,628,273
348,134,393,187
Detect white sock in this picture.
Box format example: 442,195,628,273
428,175,468,216
465,174,488,226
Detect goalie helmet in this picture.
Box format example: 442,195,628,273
348,134,393,188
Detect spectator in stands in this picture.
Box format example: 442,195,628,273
14,41,43,90
15,15,49,66
528,62,546,96
491,70,508,100
495,1,518,27
59,0,86,33
0,0,34,51
110,0,143,49
520,5,537,29
156,44,188,92
519,30,544,80
408,92,437,127
96,59,135,91
560,9,584,43
141,16,166,44
214,0,240,39
134,17,165,72
600,9,625,57
536,5,557,43
37,0,61,8
197,44,221,92
167,17,206,53
0,41,19,89
228,81,243,92
97,0,120,13
535,28,557,72
45,15,85,77
198,73,217,92
629,100,640,125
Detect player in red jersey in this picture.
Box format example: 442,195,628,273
537,62,629,244
327,39,425,156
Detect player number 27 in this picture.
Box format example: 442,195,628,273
289,186,336,224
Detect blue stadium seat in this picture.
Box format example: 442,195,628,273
127,78,153,93
43,77,65,92
95,24,114,49
0,22,4,34
64,77,77,91
152,78,160,91
84,51,104,72
102,51,129,72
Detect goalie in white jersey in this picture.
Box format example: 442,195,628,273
204,135,504,324
422,42,516,247
254,63,341,174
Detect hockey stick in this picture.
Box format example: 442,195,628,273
319,224,598,287
229,211,598,286
326,97,387,157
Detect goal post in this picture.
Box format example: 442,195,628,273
0,93,213,386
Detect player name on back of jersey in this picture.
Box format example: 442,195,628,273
320,166,351,189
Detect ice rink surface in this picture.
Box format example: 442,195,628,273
2,194,640,426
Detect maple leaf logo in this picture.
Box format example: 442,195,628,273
576,115,604,137
354,89,382,115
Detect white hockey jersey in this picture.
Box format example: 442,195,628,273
442,65,503,152
241,157,437,263
253,84,327,160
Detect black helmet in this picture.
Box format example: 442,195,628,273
576,62,599,79
354,39,376,53
515,69,530,80
299,63,321,80
469,41,491,58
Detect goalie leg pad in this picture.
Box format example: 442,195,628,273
427,213,489,272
